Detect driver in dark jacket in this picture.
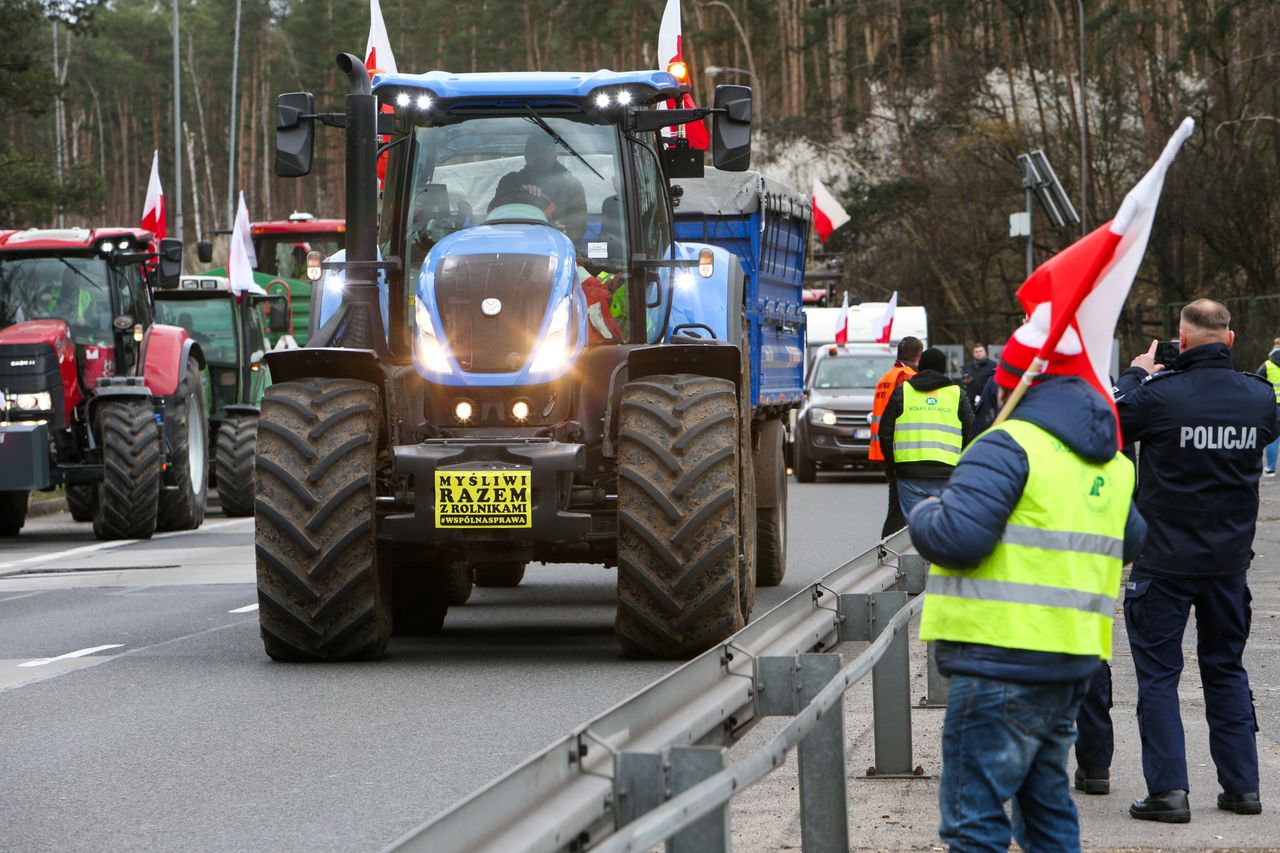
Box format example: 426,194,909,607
491,133,587,243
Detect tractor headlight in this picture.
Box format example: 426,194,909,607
809,407,838,426
529,296,572,375
414,300,452,374
8,392,52,412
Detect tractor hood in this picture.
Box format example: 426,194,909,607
412,222,586,386
0,319,83,424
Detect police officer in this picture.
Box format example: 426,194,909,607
1115,299,1278,822
870,336,922,536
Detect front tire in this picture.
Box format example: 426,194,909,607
793,435,816,483
65,484,98,523
215,414,257,517
755,419,788,587
94,399,161,540
615,374,744,659
0,491,28,536
156,357,209,531
254,379,391,661
473,561,525,588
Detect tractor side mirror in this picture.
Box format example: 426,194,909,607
711,84,752,173
276,92,316,178
196,240,213,264
266,296,292,334
157,238,183,289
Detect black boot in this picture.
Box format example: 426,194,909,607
1075,767,1110,795
1130,790,1191,823
1217,792,1262,815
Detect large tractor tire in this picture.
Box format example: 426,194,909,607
93,398,162,540
157,358,209,532
215,414,257,517
0,491,28,537
387,548,450,635
755,418,788,587
254,379,391,662
473,561,525,588
793,437,817,483
615,374,745,658
65,484,98,523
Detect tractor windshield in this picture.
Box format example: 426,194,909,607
0,254,114,344
255,233,345,280
389,113,628,276
154,297,239,365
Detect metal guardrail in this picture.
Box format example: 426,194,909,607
387,528,929,853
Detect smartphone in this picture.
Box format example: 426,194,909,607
1155,340,1180,366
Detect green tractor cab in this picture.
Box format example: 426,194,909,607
153,275,290,515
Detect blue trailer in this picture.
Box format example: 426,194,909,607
259,58,791,661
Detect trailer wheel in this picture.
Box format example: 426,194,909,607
0,491,28,536
793,438,816,483
387,548,449,635
615,374,744,659
254,379,391,661
65,484,98,523
755,419,788,587
473,561,525,588
215,414,257,517
93,398,161,540
737,368,757,621
157,357,209,531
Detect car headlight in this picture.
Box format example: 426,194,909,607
529,296,572,375
809,407,838,426
414,300,452,373
8,392,52,412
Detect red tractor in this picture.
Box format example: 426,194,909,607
0,228,209,539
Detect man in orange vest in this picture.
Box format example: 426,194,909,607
870,336,923,536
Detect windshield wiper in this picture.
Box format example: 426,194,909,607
521,105,604,181
51,255,101,293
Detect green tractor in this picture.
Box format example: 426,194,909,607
153,275,290,516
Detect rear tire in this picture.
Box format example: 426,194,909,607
156,357,209,531
65,484,98,523
794,437,816,483
254,379,391,661
615,374,744,659
473,561,525,588
0,491,28,536
94,399,161,540
388,549,449,635
755,419,788,587
448,563,475,605
215,414,257,517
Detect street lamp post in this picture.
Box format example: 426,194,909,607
704,65,762,121
1077,0,1088,236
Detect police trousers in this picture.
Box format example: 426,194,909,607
1124,570,1259,796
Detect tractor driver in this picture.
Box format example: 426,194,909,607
489,132,587,244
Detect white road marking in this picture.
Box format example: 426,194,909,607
0,518,252,574
228,603,259,613
18,644,125,668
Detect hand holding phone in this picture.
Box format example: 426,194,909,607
1155,340,1180,368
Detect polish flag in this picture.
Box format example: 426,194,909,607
228,192,264,296
1013,118,1195,431
876,291,898,344
364,0,397,75
834,291,850,346
812,179,850,243
141,151,166,242
657,0,710,150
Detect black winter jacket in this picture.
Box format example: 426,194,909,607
1116,342,1279,577
880,370,974,480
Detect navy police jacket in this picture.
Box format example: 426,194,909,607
1115,342,1280,577
910,376,1147,683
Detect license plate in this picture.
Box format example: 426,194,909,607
434,469,532,528
854,428,872,439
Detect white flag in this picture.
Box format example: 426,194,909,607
365,0,397,75
876,291,898,344
228,192,264,295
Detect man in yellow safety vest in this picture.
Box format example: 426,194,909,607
879,346,973,519
908,305,1147,851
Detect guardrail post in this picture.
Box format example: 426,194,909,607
899,554,929,595
614,752,665,827
869,591,913,775
795,654,848,853
666,746,729,853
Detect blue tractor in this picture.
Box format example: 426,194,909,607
259,54,806,660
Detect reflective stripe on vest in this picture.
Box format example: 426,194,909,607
868,364,915,461
1266,361,1280,404
894,384,962,465
918,419,1134,659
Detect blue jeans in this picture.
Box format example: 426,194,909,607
939,675,1091,852
898,478,945,520
1265,435,1278,471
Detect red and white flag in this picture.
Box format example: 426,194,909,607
812,179,850,243
1015,117,1195,427
876,291,898,344
834,291,850,346
228,192,263,296
657,0,709,150
141,150,166,242
364,0,397,75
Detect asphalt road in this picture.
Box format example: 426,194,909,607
0,472,889,853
